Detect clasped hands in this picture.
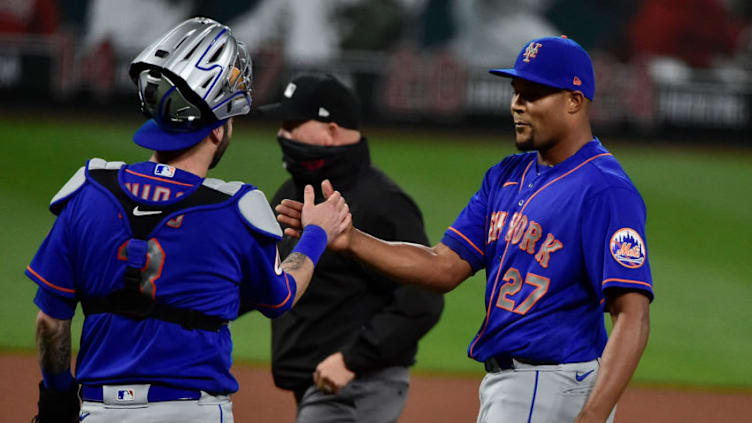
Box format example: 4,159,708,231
277,181,357,395
277,179,353,251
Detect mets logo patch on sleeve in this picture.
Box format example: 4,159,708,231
610,228,645,268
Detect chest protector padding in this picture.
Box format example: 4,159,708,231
80,169,235,331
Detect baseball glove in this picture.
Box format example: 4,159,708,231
32,380,79,423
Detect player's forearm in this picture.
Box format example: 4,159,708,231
35,311,72,375
577,296,650,422
281,252,315,305
348,229,463,293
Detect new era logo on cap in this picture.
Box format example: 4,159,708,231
284,83,297,98
318,107,330,118
573,76,582,86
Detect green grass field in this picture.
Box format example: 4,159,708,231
1,116,750,389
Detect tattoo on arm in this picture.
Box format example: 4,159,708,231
36,318,72,374
281,252,308,273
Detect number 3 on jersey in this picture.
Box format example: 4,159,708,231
496,268,549,315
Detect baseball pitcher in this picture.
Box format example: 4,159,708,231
277,36,653,423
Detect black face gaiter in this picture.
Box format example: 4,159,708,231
277,136,370,188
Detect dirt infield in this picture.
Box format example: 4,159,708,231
2,353,749,422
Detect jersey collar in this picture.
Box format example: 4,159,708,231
540,138,605,175
119,162,204,205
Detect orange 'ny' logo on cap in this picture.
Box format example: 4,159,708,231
522,42,543,63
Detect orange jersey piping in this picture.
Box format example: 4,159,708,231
518,159,535,193
27,266,75,294
124,169,195,187
447,227,485,256
602,278,652,288
254,272,294,309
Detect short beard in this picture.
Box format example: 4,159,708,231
209,122,231,169
515,137,536,152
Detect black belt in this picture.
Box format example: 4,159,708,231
484,356,559,373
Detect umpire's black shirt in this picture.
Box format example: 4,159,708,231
269,138,444,392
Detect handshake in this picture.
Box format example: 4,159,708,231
275,179,353,251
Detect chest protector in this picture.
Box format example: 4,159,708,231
79,168,235,332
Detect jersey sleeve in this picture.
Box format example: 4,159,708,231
239,238,297,318
582,187,654,302
439,167,494,273
25,207,79,318
34,287,77,320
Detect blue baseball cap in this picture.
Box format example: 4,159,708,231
489,36,595,101
133,118,227,151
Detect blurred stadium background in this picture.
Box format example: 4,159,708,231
2,0,751,137
1,0,751,412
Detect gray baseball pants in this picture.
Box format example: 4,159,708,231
79,388,233,423
477,359,616,423
294,366,409,423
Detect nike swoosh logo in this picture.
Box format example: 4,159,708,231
133,206,162,216
575,369,595,382
79,412,91,421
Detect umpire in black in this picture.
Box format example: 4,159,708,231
257,74,444,422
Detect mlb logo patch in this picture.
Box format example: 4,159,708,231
609,228,645,268
154,164,175,178
116,389,135,401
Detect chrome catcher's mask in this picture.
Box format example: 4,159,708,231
129,17,253,133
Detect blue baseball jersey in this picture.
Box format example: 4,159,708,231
441,139,653,364
26,160,295,394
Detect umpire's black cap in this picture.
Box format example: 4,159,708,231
256,74,360,129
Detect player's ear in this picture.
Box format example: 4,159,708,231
567,91,586,114
209,124,225,145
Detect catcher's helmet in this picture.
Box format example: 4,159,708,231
129,17,252,150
